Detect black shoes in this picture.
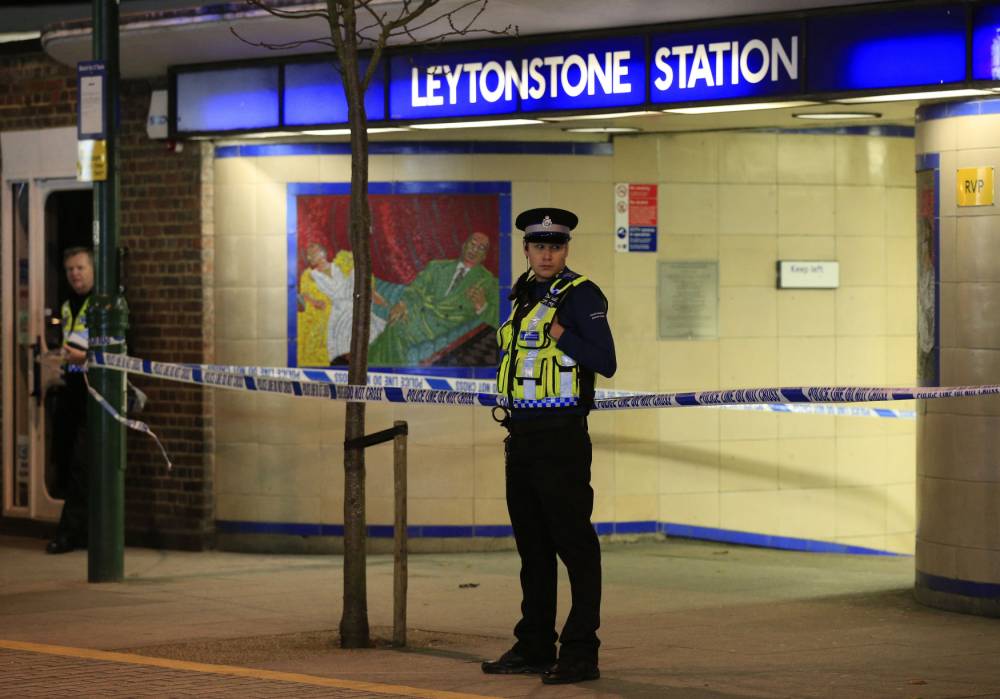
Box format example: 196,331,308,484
541,658,600,684
45,536,76,554
481,650,552,675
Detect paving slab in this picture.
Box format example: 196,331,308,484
2,534,999,698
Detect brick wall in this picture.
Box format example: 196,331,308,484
0,44,213,550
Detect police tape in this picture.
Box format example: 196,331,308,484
83,372,173,471
86,351,984,414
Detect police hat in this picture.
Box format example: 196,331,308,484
515,207,577,243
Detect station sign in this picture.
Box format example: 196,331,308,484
649,22,800,103
956,167,995,207
389,36,646,120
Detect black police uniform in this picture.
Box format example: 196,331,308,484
484,208,616,684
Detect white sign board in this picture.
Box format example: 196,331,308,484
777,261,839,289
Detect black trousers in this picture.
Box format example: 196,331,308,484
52,381,88,544
505,419,601,664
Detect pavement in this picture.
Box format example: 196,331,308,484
2,533,1000,698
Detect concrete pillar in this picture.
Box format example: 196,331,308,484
914,97,1000,616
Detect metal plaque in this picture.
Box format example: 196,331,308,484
658,261,718,340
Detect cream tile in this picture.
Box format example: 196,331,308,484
257,287,287,340
257,444,323,497
215,288,258,340
474,445,505,499
835,287,887,336
886,481,915,534
216,493,259,521
406,446,475,499
719,410,777,441
719,236,777,286
657,234,719,261
255,235,287,289
659,441,719,494
258,340,288,367
215,155,259,186
778,412,836,439
881,282,914,335
777,291,836,337
778,488,837,539
835,485,886,537
615,494,658,521
720,439,778,492
256,494,321,524
884,137,915,188
215,340,259,368
547,155,614,183
660,132,719,183
215,443,259,496
836,436,888,487
936,215,955,284
718,132,777,184
658,341,720,391
255,180,288,237
615,442,660,496
937,150,956,218
835,534,887,552
886,337,917,385
778,337,836,385
660,183,718,236
659,492,719,527
474,497,511,526
613,136,660,182
215,184,257,238
916,117,955,154
567,231,612,284
835,337,887,385
718,184,777,235
835,136,886,186
778,438,836,489
257,392,324,446
719,490,780,534
777,236,836,260
939,281,957,351
778,185,835,237
406,405,475,448
777,134,835,184
719,287,777,337
612,409,659,443
836,237,886,286
953,546,1000,585
393,154,472,181
719,338,778,388
956,214,1000,282
215,236,258,288
884,532,915,556
885,187,916,238
511,181,552,214
317,154,352,181
257,155,321,183
886,433,916,484
886,236,916,287
835,186,885,237
408,497,474,526
612,293,657,340
659,407,719,443
956,113,1000,150
612,249,657,288
550,181,613,233
215,392,258,444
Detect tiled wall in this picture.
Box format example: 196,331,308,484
212,129,917,554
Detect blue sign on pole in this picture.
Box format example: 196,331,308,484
649,22,801,104
77,61,107,139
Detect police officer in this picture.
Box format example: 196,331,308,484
482,208,616,684
47,246,94,554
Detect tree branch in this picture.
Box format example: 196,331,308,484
243,0,330,21
229,26,336,50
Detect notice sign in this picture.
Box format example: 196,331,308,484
614,182,658,252
956,167,994,207
777,260,839,289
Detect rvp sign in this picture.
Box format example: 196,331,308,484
956,167,994,207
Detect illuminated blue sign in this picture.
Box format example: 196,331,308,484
650,23,800,103
285,59,386,125
176,66,279,133
972,4,1000,81
389,37,645,120
807,5,965,92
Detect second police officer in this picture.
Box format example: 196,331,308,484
482,207,616,685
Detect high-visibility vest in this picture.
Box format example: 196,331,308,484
496,273,589,409
61,296,90,373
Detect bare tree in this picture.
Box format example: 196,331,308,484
239,0,512,648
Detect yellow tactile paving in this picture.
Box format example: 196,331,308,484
0,640,499,699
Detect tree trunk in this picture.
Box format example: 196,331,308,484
338,35,373,649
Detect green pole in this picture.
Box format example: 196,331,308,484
88,0,127,583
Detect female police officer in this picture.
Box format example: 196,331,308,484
482,208,616,685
